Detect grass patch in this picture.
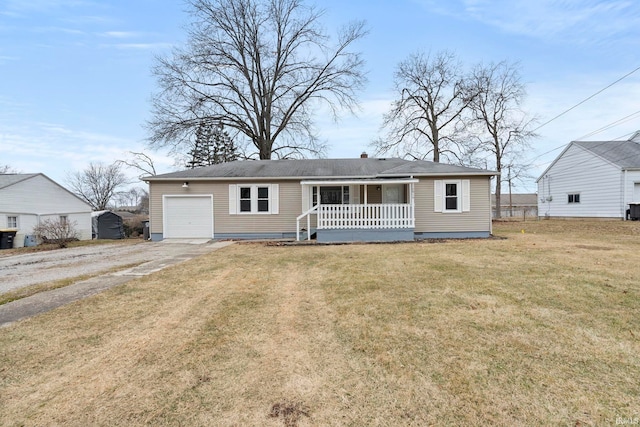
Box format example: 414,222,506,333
0,262,145,305
0,220,639,425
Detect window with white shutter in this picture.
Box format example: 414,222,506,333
434,179,471,213
229,184,279,214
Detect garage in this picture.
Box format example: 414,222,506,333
163,195,213,239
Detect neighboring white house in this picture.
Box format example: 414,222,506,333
536,133,640,219
0,174,92,247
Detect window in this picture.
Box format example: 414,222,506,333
240,187,252,212
312,186,350,206
7,216,17,228
445,183,458,211
568,193,580,204
59,215,68,224
434,180,470,213
230,184,279,215
257,186,269,212
238,186,269,213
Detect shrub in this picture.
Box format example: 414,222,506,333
32,218,79,248
123,215,148,238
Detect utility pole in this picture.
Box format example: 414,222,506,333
508,165,513,218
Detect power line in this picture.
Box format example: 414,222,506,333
576,110,640,140
532,65,640,133
524,109,640,169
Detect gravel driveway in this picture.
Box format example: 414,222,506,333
0,241,222,293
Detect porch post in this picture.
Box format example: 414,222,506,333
410,182,415,227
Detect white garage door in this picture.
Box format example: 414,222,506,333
164,195,213,238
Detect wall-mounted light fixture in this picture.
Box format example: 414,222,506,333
182,182,189,188
376,186,381,191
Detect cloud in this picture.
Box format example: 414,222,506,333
0,0,100,15
101,42,175,50
0,55,19,64
0,119,176,184
33,26,85,35
102,31,141,39
417,0,640,46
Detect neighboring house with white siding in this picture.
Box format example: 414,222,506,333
145,156,497,242
0,174,92,247
536,134,640,219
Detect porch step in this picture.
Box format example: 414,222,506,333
298,228,317,241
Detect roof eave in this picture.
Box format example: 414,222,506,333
146,174,380,182
146,171,498,182
379,171,498,177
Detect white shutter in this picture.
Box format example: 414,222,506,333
229,184,237,215
271,184,279,214
462,180,471,212
302,184,309,211
434,180,443,212
350,185,360,204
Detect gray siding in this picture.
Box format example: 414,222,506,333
414,176,492,233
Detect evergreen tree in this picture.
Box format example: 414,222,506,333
187,121,237,168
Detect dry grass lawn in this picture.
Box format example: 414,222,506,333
1,220,639,426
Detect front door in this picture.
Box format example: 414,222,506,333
383,184,404,204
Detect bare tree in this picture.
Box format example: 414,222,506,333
138,189,149,214
376,50,475,163
468,61,537,218
146,0,367,160
117,152,157,179
0,165,18,174
113,187,145,209
67,162,130,211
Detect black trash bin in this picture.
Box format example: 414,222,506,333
630,203,640,221
0,230,17,249
142,220,150,240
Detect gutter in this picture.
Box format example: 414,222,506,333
145,172,498,182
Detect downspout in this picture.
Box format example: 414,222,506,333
410,178,415,229
623,169,628,220
489,176,493,235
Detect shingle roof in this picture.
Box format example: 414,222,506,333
0,174,38,190
575,140,640,169
147,158,495,180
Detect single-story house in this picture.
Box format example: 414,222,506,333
145,156,497,242
91,210,125,239
492,193,538,218
537,133,640,219
0,173,92,247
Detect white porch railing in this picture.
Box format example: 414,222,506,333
317,203,414,229
296,204,319,241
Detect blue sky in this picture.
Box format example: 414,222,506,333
1,0,639,192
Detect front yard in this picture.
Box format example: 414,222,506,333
1,220,639,426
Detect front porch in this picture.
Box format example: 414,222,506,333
296,178,417,242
